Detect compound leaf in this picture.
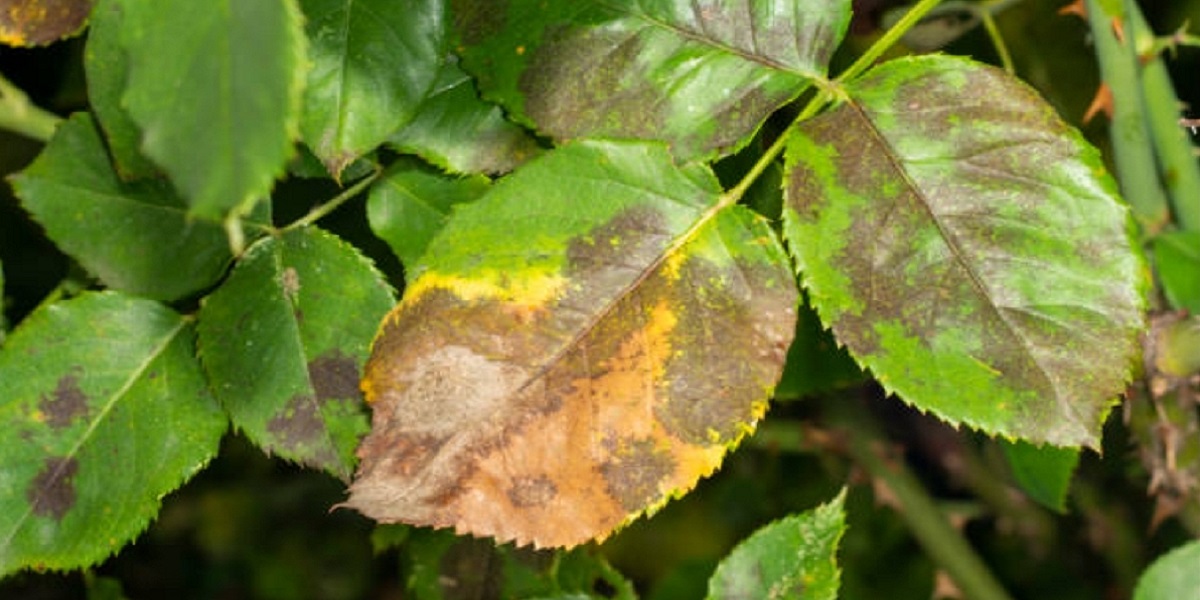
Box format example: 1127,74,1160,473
452,0,852,161
196,227,394,481
783,56,1146,448
10,113,233,301
117,0,306,220
707,491,846,600
0,292,225,576
298,0,444,177
348,140,798,548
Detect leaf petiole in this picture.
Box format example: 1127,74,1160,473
283,165,382,232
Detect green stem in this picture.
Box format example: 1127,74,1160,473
0,72,62,142
837,0,946,84
1084,0,1172,234
979,11,1014,74
1121,0,1200,232
283,167,382,232
828,400,1015,600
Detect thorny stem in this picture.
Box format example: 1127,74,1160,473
0,72,62,142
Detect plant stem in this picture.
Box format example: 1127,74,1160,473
284,167,382,231
980,11,1014,74
0,72,62,142
837,0,946,84
827,399,1016,600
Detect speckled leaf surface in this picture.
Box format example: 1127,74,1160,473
197,227,394,481
298,0,443,177
707,491,845,600
116,0,305,220
452,0,851,161
783,56,1146,448
0,292,225,576
0,0,91,46
348,140,798,548
11,114,232,301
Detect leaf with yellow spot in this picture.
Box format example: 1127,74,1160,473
0,0,91,47
348,140,798,548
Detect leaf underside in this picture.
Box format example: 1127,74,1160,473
452,0,852,161
783,56,1146,448
349,140,798,548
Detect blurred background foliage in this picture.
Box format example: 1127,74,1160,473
2,0,1199,598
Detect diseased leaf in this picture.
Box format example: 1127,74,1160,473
0,0,91,47
83,0,157,180
707,490,846,600
348,140,798,548
783,56,1146,448
1000,439,1078,513
1133,540,1200,600
196,227,394,481
116,0,306,220
388,60,541,175
298,0,443,177
366,158,489,278
452,0,852,161
10,113,233,301
0,292,225,576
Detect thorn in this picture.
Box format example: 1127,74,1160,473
1112,17,1126,44
1083,83,1114,124
1057,0,1086,19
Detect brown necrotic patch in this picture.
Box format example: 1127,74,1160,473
309,351,360,402
599,437,675,512
267,394,339,470
506,475,557,508
28,456,79,520
40,370,88,429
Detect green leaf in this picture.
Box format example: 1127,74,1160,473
389,61,542,175
0,292,226,576
452,0,852,161
366,158,489,278
1153,231,1200,314
400,528,635,600
84,0,159,180
196,227,394,480
1000,439,1079,513
10,113,233,301
116,0,306,220
783,55,1147,448
349,140,798,547
298,0,444,177
1133,539,1200,600
707,490,846,600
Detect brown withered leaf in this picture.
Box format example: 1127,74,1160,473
347,140,797,548
0,0,91,47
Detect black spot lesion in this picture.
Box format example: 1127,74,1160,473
39,369,89,429
27,456,79,521
308,351,361,402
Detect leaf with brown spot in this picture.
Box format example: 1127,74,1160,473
349,140,798,548
782,56,1147,448
0,0,91,47
0,292,225,576
452,0,853,161
197,227,395,480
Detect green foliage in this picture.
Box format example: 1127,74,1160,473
1,0,1197,597
1133,539,1200,600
